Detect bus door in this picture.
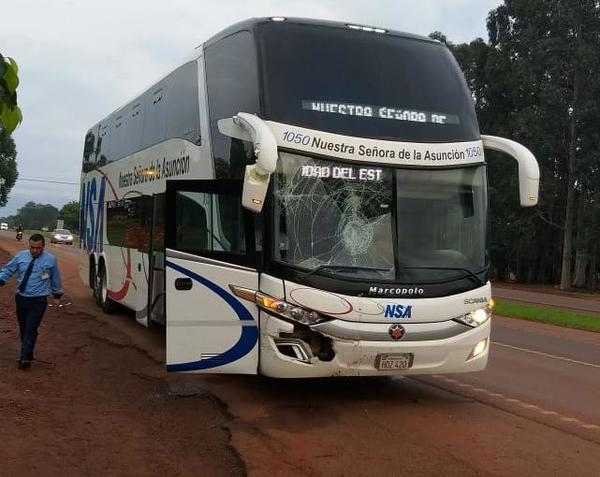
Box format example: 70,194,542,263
165,180,259,374
147,193,166,326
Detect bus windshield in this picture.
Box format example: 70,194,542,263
272,152,487,283
259,22,479,142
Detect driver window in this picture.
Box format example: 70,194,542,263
174,191,246,255
175,192,210,252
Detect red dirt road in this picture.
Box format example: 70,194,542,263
0,244,244,477
2,235,600,477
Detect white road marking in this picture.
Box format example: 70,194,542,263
487,392,505,398
431,376,599,433
520,403,540,410
492,342,600,369
560,417,581,423
581,423,600,430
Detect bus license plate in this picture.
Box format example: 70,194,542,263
376,353,414,371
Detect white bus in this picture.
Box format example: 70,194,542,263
80,18,539,377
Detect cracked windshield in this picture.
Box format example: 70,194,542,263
273,152,487,282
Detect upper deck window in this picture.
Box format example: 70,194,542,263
205,31,260,179
259,23,479,142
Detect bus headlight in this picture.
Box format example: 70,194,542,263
229,285,329,326
454,306,492,328
255,293,329,325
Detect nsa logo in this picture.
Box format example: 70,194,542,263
384,304,412,319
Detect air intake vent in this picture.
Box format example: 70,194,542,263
274,339,311,363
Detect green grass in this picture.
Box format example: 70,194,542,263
494,300,600,332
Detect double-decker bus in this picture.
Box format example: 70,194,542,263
79,18,539,377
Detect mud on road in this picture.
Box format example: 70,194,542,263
0,247,244,477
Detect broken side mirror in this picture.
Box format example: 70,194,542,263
218,113,278,213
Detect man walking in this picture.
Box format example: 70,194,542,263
0,233,63,369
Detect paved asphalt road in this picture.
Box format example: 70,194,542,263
2,233,600,475
421,315,600,435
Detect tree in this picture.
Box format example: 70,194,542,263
58,201,80,233
0,54,20,206
0,126,18,206
13,202,59,230
438,1,600,289
0,54,22,134
486,0,600,289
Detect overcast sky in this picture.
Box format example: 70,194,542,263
0,0,501,217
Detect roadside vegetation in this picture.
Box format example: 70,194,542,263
0,201,79,233
494,300,600,332
434,1,600,292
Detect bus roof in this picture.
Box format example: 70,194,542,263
202,17,437,49
86,17,440,135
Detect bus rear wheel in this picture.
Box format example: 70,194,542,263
95,264,118,314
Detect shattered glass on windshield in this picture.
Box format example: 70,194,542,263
273,153,395,280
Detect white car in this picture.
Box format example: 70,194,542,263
0,223,8,230
50,228,74,245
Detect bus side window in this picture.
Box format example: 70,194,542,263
127,103,143,157
107,195,154,252
112,114,126,161
97,122,111,165
254,215,262,253
205,31,260,179
176,192,210,252
166,61,201,144
142,87,167,149
173,190,247,257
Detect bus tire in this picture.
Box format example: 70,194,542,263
89,259,97,290
96,264,118,314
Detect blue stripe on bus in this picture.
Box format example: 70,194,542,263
165,260,258,372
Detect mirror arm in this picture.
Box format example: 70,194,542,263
220,113,278,213
233,113,278,176
482,134,540,207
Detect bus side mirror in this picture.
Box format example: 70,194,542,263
481,135,540,207
218,113,278,213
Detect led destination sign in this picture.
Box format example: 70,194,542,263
301,165,383,181
302,100,460,125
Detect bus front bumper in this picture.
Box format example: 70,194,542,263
259,314,491,378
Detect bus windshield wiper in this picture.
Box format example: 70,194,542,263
397,265,488,286
302,265,392,279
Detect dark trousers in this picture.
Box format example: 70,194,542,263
15,294,48,361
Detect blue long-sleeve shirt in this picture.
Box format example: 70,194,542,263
0,250,64,298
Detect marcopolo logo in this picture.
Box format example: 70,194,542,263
368,286,424,296
383,304,413,319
